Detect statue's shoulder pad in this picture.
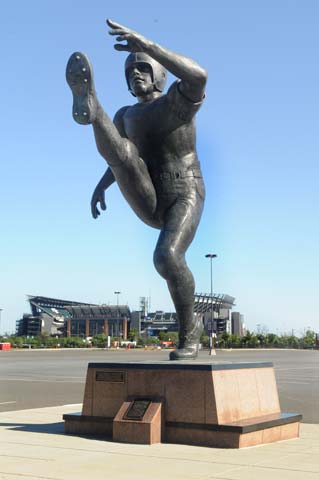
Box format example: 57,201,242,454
113,106,130,122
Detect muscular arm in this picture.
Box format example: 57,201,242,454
145,43,207,103
95,168,115,192
107,19,207,102
91,107,128,218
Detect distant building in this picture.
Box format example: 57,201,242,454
231,312,245,337
131,293,236,336
16,315,42,337
16,295,129,338
195,293,236,335
16,293,239,339
135,310,178,337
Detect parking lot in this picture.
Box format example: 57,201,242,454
0,348,318,422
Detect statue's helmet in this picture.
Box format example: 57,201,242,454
125,52,167,96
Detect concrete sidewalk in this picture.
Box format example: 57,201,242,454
0,405,318,480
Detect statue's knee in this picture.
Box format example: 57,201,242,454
153,247,175,279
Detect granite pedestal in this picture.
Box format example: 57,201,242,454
63,361,301,448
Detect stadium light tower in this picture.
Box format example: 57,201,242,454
114,291,121,307
205,254,217,355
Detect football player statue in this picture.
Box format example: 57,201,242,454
66,19,207,360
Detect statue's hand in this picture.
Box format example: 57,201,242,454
91,185,107,219
107,19,150,53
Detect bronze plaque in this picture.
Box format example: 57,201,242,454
124,398,151,421
95,371,125,383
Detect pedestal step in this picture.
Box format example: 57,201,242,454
63,361,302,448
63,411,301,448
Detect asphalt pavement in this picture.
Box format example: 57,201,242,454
0,348,319,480
0,348,318,422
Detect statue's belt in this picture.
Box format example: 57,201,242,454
157,167,202,181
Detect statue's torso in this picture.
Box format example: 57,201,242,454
122,81,202,175
119,81,206,209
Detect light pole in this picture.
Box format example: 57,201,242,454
114,291,121,307
0,309,2,337
114,292,121,338
205,254,217,355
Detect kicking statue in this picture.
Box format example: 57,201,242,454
66,19,207,360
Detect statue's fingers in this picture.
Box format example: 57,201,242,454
100,197,107,210
108,28,127,36
91,199,99,218
116,34,130,42
106,18,127,30
114,43,130,51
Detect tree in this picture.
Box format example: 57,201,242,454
91,334,107,348
137,337,146,347
266,333,279,346
229,334,241,347
60,336,86,348
128,328,138,341
145,336,159,346
9,336,24,348
256,334,266,346
241,331,259,348
200,333,210,348
302,329,316,348
167,332,178,345
286,335,300,348
218,332,231,348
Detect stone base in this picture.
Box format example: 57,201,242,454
63,361,302,448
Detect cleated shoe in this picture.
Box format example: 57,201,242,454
169,314,202,361
66,52,97,125
169,344,199,360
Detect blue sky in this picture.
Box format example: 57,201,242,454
0,0,318,335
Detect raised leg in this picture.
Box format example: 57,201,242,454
153,193,204,360
92,107,162,229
66,52,160,229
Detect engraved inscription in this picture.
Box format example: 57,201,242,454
124,399,151,421
95,371,125,383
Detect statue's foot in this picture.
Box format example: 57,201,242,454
66,52,97,125
170,313,202,361
169,343,199,361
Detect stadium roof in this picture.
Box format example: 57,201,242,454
27,295,130,319
194,293,235,313
27,295,94,307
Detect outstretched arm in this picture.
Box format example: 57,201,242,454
107,19,207,103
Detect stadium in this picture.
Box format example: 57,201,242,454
16,293,243,339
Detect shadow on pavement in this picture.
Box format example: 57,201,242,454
0,421,65,434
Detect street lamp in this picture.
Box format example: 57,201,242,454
0,309,3,336
205,254,217,355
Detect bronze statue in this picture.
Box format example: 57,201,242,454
66,19,207,359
